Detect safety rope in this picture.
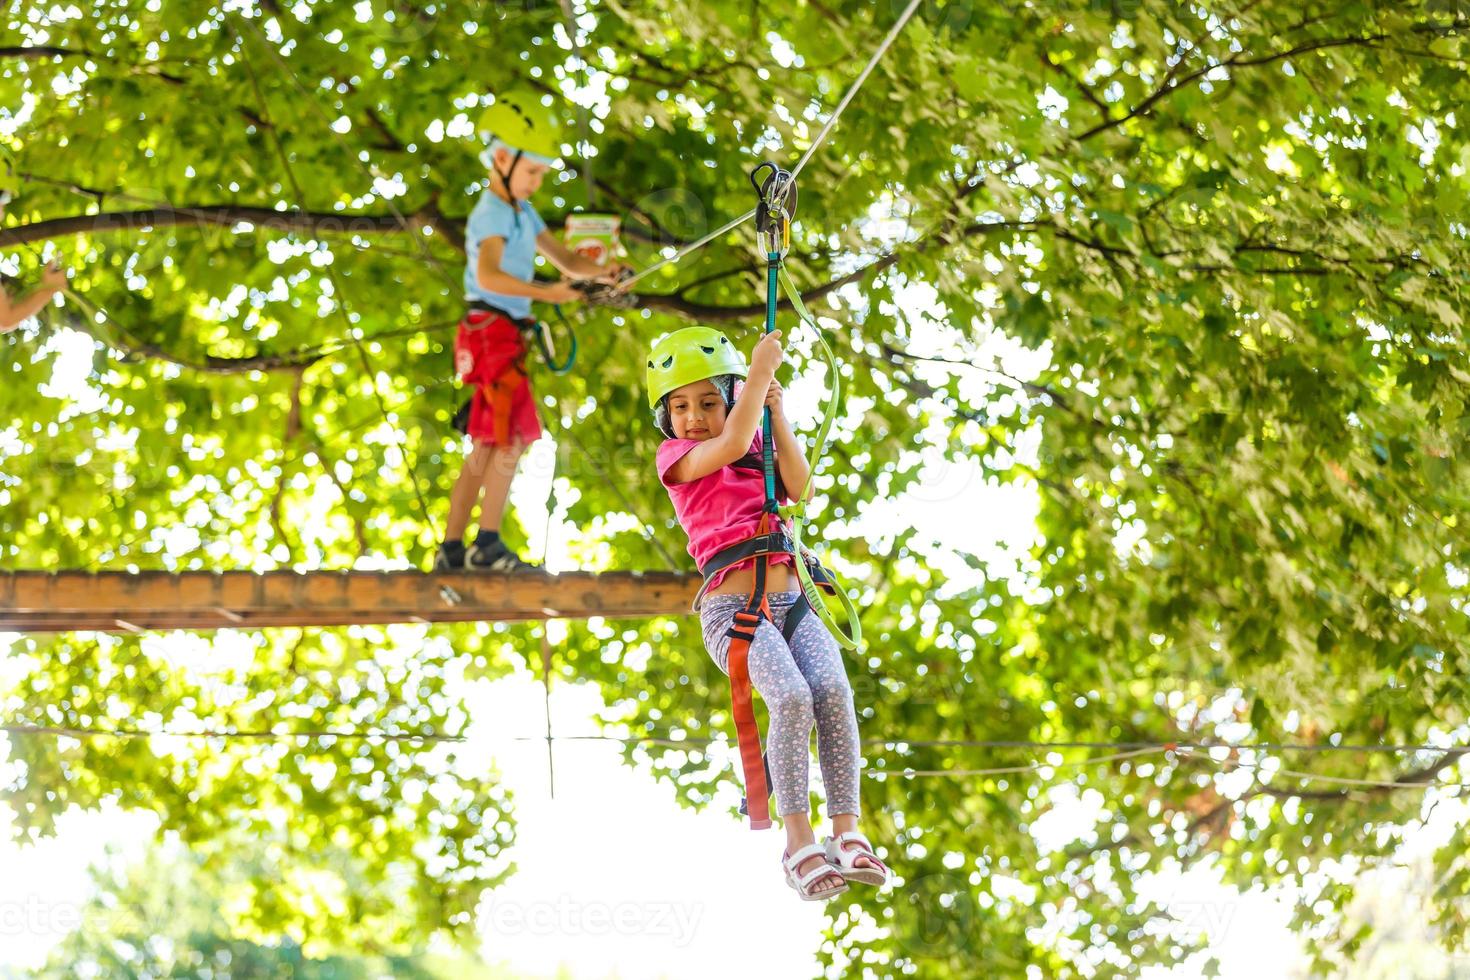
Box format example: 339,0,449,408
233,20,441,542
8,723,1465,792
789,0,924,182
11,723,1466,756
777,265,864,648
618,206,758,290
536,308,580,375
619,0,924,291
743,161,863,649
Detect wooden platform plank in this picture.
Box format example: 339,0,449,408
0,570,699,633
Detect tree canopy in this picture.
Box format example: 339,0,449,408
2,0,1468,975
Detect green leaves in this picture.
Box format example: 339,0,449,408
2,0,1469,975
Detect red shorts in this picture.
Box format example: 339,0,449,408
454,310,542,446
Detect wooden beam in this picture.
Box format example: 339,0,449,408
0,570,699,634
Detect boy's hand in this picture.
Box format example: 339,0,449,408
750,329,784,376
764,379,784,415
541,281,582,304
596,261,631,284
41,262,67,292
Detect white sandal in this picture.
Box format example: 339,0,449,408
824,831,890,887
782,842,849,902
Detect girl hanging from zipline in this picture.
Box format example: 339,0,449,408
647,326,890,902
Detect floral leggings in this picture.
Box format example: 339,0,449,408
699,590,862,818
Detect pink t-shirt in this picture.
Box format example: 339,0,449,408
657,433,793,593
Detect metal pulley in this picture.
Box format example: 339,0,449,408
571,268,639,309
750,161,797,256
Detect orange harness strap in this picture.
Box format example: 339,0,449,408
483,363,526,446
724,511,778,830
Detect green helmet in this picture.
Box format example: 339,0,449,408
645,327,747,410
477,90,562,165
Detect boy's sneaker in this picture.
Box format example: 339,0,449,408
433,542,467,571
466,541,540,573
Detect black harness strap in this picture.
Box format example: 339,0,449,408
781,594,812,643
467,299,537,331
699,530,795,579
729,452,787,502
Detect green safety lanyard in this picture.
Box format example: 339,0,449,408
752,163,863,651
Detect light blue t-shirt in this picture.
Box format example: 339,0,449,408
463,191,547,319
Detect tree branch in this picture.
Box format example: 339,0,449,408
1077,32,1393,142
879,342,1064,406
61,305,325,374
0,202,448,249
675,264,761,299
0,46,89,60
1250,748,1470,802
1067,747,1468,863
270,369,307,566
1042,49,1113,125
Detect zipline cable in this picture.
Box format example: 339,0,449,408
12,723,1464,759
1,723,461,743
619,0,924,291
617,206,758,290
8,723,1465,792
789,0,924,182
520,734,1470,756
889,746,1160,779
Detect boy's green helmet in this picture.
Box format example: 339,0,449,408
645,327,747,409
477,90,562,164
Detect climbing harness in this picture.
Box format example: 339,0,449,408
465,299,577,378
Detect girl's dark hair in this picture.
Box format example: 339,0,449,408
653,374,737,438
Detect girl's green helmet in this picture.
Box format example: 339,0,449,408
477,90,562,164
645,327,747,410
